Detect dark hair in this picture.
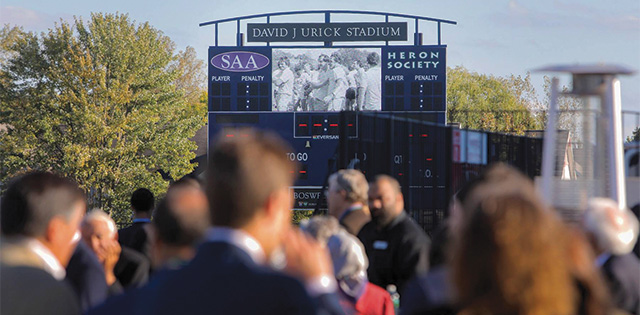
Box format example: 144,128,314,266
131,188,154,213
367,52,380,66
207,128,297,228
1,171,85,237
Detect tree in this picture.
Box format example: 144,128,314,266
0,14,206,225
627,127,640,143
446,66,541,135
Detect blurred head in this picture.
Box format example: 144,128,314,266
153,177,209,253
452,165,575,315
131,188,154,214
366,52,380,66
300,216,368,298
326,169,368,218
207,128,297,256
81,209,117,263
1,171,85,267
583,197,639,255
367,175,403,228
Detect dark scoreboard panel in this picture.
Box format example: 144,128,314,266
208,46,446,112
208,45,447,210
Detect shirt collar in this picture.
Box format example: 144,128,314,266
338,203,364,222
26,238,66,280
205,227,266,265
595,252,612,267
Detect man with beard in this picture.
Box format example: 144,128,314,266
357,175,430,295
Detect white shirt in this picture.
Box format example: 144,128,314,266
205,227,336,296
206,227,266,265
26,238,66,280
363,66,381,110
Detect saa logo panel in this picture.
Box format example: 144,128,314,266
211,51,270,72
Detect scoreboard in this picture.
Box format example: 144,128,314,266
202,11,456,210
208,45,447,210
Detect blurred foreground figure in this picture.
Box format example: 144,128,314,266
302,216,393,315
451,164,577,315
91,129,343,315
583,198,640,314
357,175,430,295
326,169,371,235
151,176,210,269
1,172,84,315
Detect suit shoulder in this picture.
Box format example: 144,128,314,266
1,265,80,315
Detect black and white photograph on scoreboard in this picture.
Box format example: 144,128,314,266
272,47,382,112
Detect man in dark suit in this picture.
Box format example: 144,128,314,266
66,240,109,312
326,169,371,236
119,188,154,260
1,172,84,315
90,129,342,315
358,175,431,295
584,197,640,314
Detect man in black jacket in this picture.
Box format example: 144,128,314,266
358,175,430,295
119,188,154,260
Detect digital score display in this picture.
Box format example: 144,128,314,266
208,46,446,114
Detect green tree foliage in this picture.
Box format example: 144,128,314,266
446,66,541,135
627,127,640,143
0,14,206,225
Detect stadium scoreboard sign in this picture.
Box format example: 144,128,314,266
247,22,408,42
202,11,456,210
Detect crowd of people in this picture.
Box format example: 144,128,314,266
273,52,382,112
1,128,639,315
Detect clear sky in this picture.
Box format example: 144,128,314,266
2,0,639,134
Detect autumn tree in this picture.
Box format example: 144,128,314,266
446,66,541,135
0,14,206,225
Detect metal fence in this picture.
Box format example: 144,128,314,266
336,111,544,234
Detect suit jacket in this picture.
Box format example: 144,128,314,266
1,237,80,315
1,265,81,315
114,246,150,290
90,241,343,315
65,241,109,312
118,221,152,260
601,254,640,314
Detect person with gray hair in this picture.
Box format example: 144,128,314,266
583,197,640,314
301,216,394,315
81,209,149,294
326,169,371,235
